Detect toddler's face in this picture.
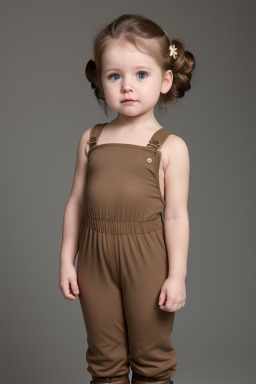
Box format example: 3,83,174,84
100,39,172,116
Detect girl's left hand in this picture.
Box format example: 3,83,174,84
158,276,186,312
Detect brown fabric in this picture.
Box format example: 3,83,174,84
132,371,173,384
91,374,130,384
77,123,178,381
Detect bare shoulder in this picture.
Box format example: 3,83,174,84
68,125,95,206
78,125,94,158
161,132,190,171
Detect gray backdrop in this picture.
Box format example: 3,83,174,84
1,1,255,383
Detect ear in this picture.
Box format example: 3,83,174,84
160,70,173,94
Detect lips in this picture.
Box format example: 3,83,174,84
121,99,137,103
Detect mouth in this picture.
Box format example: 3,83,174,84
121,99,137,104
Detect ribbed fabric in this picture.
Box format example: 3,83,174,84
83,214,163,235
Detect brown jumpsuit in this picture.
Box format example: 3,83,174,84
77,123,178,384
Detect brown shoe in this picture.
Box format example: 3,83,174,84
91,375,130,384
131,372,173,384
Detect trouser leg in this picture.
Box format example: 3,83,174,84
117,227,178,380
131,372,173,384
91,374,130,384
77,228,130,378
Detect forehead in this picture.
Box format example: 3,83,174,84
101,39,158,68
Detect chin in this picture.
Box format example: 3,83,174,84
120,111,141,117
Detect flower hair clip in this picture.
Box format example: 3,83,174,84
169,44,178,59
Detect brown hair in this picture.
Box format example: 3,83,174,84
85,14,196,114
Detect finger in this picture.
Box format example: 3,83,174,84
165,297,175,311
159,302,174,312
70,279,80,296
159,305,175,312
60,283,78,300
66,292,79,300
158,291,166,306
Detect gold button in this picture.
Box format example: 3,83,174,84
146,157,153,163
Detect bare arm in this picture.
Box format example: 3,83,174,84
59,128,91,266
58,127,91,300
163,134,190,279
158,134,190,312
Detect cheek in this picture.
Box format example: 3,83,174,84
142,77,160,92
104,89,116,102
102,82,117,96
150,78,162,96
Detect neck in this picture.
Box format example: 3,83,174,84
111,109,160,131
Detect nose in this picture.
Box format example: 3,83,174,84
121,77,133,93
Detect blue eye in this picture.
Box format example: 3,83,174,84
108,73,120,80
137,71,148,79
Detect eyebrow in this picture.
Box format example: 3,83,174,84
104,66,153,74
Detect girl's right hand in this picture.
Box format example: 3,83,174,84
59,262,80,300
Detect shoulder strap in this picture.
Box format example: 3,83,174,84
88,123,108,148
147,127,172,150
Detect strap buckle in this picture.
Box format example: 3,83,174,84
147,139,160,150
89,136,98,147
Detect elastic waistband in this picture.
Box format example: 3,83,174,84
82,214,163,234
